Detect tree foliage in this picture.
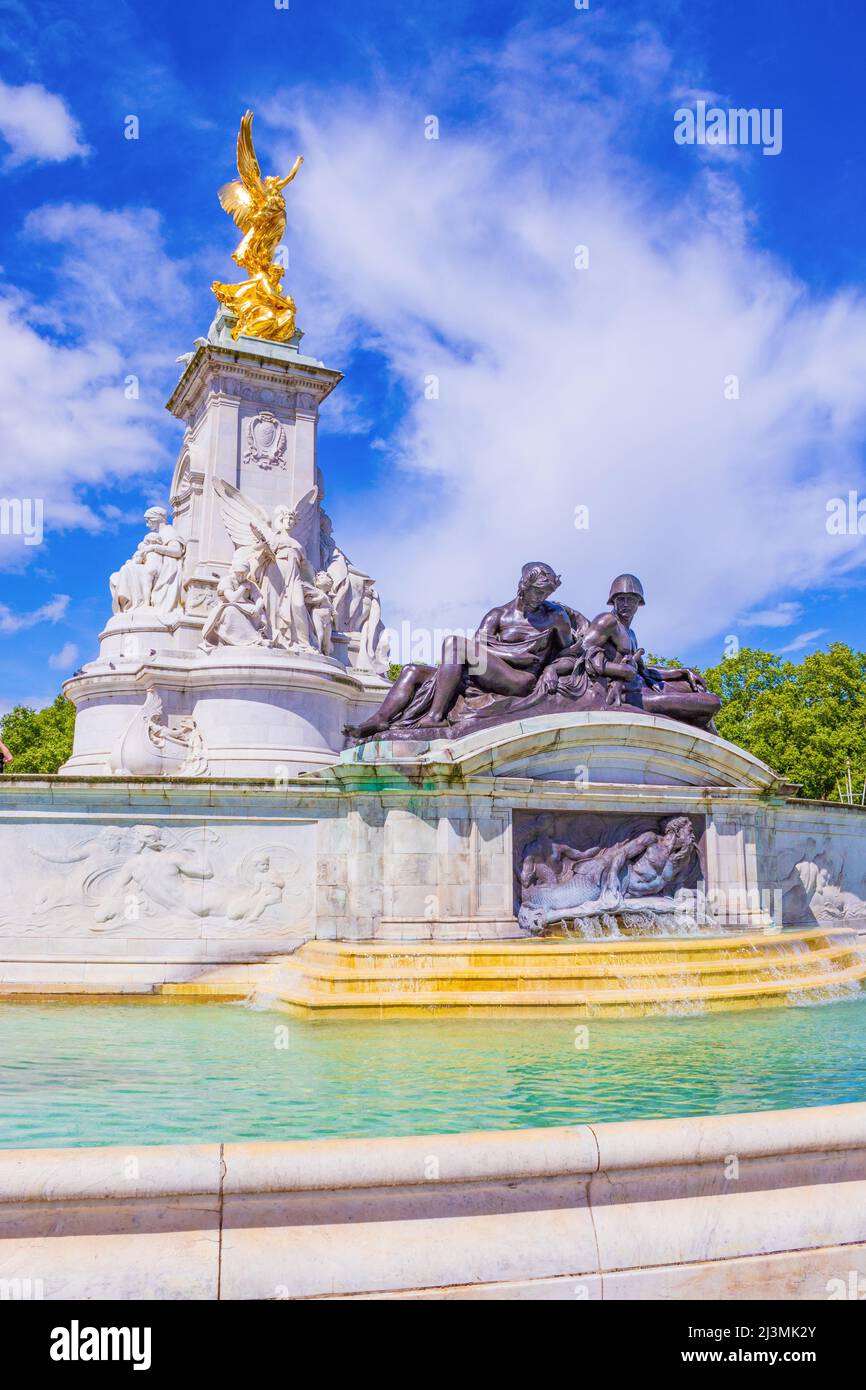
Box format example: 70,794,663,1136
0,695,76,774
702,643,866,801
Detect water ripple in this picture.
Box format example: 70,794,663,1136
1,996,865,1148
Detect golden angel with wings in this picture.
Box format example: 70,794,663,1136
212,110,304,342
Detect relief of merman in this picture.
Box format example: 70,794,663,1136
518,814,699,935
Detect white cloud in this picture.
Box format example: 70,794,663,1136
24,204,192,343
258,21,866,656
738,602,804,628
0,290,164,541
778,628,829,655
48,641,79,670
0,81,88,168
0,205,191,563
0,594,69,633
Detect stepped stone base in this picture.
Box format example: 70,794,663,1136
150,926,866,1017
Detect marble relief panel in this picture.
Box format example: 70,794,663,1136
0,819,315,940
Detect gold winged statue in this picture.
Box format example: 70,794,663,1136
212,110,304,343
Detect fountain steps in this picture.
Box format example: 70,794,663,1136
296,926,842,969
277,943,862,992
158,926,866,1016
296,929,843,974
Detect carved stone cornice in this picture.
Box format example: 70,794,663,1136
166,342,342,424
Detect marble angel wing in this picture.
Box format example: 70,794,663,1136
217,110,265,231
213,478,275,553
289,485,320,563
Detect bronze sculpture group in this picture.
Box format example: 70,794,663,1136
345,564,720,742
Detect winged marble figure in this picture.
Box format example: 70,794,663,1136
213,478,325,652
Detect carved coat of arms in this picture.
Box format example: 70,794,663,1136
243,410,288,470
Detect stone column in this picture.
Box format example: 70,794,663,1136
342,800,386,939
705,804,773,928
166,320,343,612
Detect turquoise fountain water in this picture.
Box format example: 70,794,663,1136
1,996,866,1149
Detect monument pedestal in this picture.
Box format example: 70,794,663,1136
63,647,388,778
61,310,390,778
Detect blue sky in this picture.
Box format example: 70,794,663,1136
2,0,866,707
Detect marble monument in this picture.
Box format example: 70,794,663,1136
3,111,864,1011
61,111,390,778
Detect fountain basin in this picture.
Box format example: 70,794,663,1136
3,994,866,1149
1,1091,865,1299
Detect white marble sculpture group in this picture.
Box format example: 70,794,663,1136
109,483,387,666
110,507,186,618
195,479,386,664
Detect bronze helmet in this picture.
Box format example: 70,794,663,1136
607,573,645,606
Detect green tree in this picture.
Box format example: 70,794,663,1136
703,644,866,801
645,652,684,670
1,695,76,774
